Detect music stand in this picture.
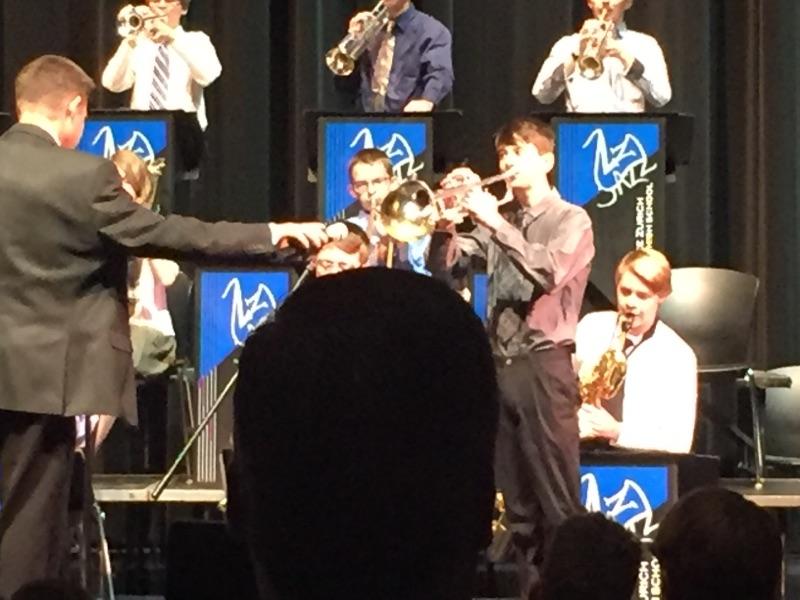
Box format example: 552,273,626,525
657,267,781,487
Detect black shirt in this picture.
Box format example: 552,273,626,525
429,188,594,358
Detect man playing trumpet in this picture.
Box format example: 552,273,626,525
575,248,697,453
102,0,221,131
429,117,595,600
333,0,453,113
532,0,671,113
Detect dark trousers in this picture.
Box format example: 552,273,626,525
494,349,582,600
0,410,76,598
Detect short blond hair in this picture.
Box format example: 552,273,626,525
615,248,672,298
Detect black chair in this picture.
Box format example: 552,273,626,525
658,267,777,486
763,366,800,468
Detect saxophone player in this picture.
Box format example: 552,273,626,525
575,248,697,453
532,0,671,113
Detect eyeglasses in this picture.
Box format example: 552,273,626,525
352,177,391,192
317,259,359,272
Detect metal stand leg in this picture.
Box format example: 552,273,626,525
150,372,239,500
93,501,115,600
748,369,766,489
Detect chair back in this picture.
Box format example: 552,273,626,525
764,366,800,459
658,267,758,372
165,270,194,362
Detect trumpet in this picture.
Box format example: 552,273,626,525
326,2,390,76
116,4,163,38
377,169,517,243
577,7,615,80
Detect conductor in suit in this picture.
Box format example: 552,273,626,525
0,54,328,597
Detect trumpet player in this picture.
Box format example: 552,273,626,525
429,117,594,600
575,248,697,453
333,1,453,113
532,0,671,113
101,0,221,131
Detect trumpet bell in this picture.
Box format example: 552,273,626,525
578,56,604,80
378,181,436,243
325,48,357,77
117,5,146,37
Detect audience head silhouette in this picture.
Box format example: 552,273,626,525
653,486,782,600
233,268,498,600
541,512,641,600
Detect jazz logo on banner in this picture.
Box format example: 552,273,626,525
222,278,279,348
350,126,425,181
78,120,168,160
198,271,290,378
582,127,658,208
580,465,669,541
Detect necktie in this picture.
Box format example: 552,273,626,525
370,21,396,111
149,44,170,110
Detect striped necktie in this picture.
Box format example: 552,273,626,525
370,21,396,111
149,44,170,110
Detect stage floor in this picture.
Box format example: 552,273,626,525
722,478,800,508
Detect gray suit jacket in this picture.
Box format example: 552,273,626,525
0,123,278,423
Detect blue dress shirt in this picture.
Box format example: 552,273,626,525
357,4,454,112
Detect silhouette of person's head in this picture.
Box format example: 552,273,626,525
652,486,782,600
541,513,641,600
233,268,498,600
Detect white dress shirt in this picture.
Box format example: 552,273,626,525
129,258,179,337
532,23,671,113
101,26,222,130
576,311,697,453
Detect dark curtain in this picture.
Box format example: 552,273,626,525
1,0,799,367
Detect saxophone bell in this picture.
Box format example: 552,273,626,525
579,311,633,407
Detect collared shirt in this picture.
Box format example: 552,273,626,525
429,189,595,357
357,3,453,112
576,311,698,453
532,22,671,113
101,26,222,130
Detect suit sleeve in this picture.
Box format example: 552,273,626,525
90,161,279,262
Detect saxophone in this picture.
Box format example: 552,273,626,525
579,312,633,407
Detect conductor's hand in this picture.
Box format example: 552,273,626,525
325,222,350,241
269,222,329,250
348,11,373,35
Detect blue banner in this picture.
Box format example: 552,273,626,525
580,464,670,540
472,272,489,323
319,118,432,220
77,118,168,160
554,118,666,304
556,122,661,209
197,271,291,378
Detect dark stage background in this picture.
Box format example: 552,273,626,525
1,0,799,368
